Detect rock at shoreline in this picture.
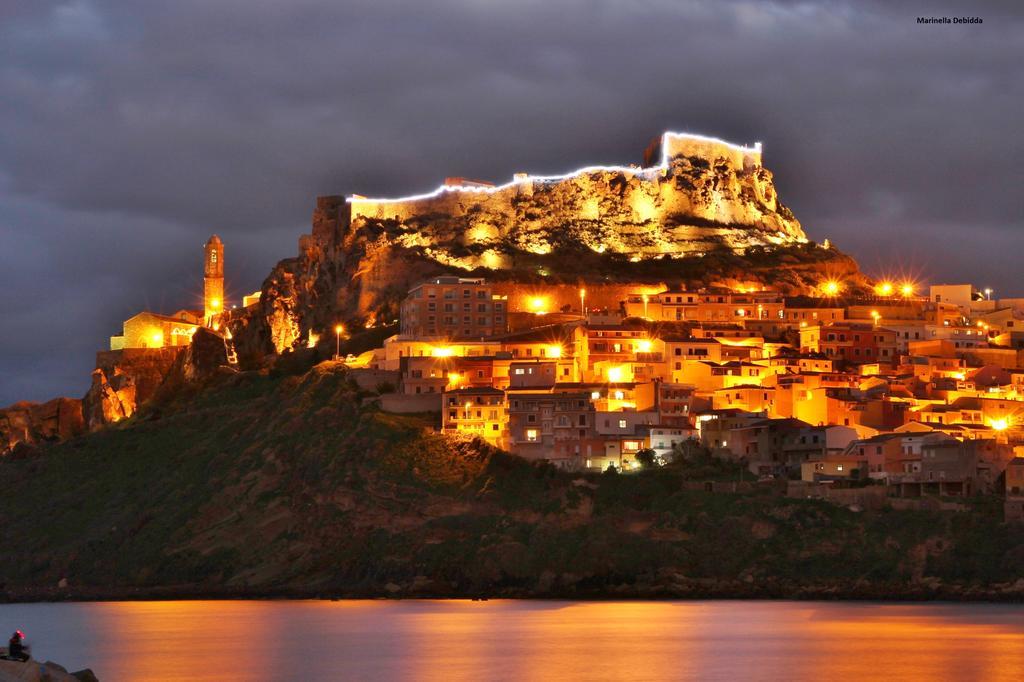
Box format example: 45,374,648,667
0,657,96,682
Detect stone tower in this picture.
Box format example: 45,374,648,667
204,235,224,323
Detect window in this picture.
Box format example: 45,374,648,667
526,429,538,442
210,249,217,263
618,419,627,429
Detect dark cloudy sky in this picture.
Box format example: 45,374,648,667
2,0,1022,405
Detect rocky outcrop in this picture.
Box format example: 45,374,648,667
0,398,85,455
348,134,806,266
82,368,136,431
177,327,229,382
94,348,183,405
82,348,183,431
0,658,96,682
225,133,860,357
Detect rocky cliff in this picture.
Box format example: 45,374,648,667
349,133,806,266
0,398,84,455
231,133,862,357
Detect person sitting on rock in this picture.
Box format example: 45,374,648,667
7,630,29,661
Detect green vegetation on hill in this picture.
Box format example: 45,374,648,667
456,242,866,294
1,363,1022,601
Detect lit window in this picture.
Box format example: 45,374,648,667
526,429,538,442
618,419,627,429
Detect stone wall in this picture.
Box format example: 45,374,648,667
345,131,806,267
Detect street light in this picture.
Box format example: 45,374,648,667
984,288,993,300
579,288,587,318
821,280,841,297
334,324,344,360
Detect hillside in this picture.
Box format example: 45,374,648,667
2,361,1023,602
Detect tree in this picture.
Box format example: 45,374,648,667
636,448,657,469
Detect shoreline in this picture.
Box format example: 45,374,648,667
4,582,1024,605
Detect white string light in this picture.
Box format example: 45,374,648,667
347,132,762,205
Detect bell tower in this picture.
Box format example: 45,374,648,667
204,235,224,323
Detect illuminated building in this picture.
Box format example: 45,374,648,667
441,387,508,448
506,389,599,466
624,287,784,323
204,235,225,323
400,276,507,339
110,234,227,350
110,310,202,350
799,322,898,364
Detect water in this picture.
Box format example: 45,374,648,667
1,600,1023,681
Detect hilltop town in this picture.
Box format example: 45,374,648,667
3,131,1024,602
4,132,1024,525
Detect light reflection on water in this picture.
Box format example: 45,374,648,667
1,600,1023,681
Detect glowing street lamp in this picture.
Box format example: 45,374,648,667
529,296,547,315
821,280,841,297
900,283,915,298
984,288,993,300
334,324,344,359
989,417,1010,432
150,330,164,347
875,282,894,297
637,339,653,353
579,289,586,318
870,310,881,327
547,345,563,358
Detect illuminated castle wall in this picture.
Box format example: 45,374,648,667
342,132,804,267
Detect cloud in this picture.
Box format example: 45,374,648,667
1,0,1021,402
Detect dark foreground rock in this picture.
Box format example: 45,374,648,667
0,657,97,681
